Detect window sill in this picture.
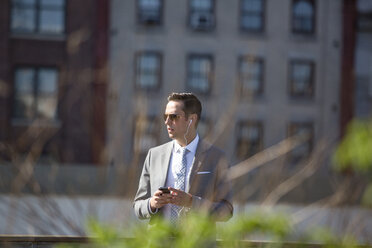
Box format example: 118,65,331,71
135,25,166,34
187,27,216,35
289,33,317,42
11,119,62,128
289,95,314,101
10,33,66,41
239,30,267,39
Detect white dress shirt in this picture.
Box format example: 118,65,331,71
162,134,199,219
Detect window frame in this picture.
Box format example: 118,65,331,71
291,0,316,35
136,0,164,26
10,0,66,35
287,121,314,162
239,0,265,33
12,66,60,122
238,55,265,97
235,120,264,160
188,0,216,31
186,53,214,95
288,59,315,98
134,51,163,91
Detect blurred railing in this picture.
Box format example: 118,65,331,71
1,236,371,248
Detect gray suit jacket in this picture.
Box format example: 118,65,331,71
133,139,233,223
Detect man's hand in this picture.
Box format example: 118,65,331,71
169,187,193,207
150,189,172,211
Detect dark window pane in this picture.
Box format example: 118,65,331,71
241,0,264,31
15,69,35,93
136,53,161,90
11,0,65,34
236,122,263,159
240,57,263,95
191,0,212,10
292,0,315,33
38,69,58,94
14,69,36,119
139,0,161,9
40,10,64,33
40,0,65,7
288,122,313,162
138,0,162,25
242,0,262,11
13,67,59,121
187,56,212,94
242,15,262,29
189,0,214,30
290,60,314,97
11,7,36,32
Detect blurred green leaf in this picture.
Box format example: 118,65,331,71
59,212,361,248
307,228,358,248
333,119,372,172
87,218,122,247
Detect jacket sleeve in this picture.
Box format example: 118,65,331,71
133,149,154,219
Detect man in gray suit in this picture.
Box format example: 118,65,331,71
133,92,233,224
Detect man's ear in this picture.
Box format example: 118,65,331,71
190,114,198,126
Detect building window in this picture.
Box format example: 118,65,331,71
236,121,263,160
135,52,162,91
187,54,213,94
133,116,160,155
240,0,265,32
11,0,65,34
137,0,163,25
287,122,314,162
291,0,315,34
239,56,264,96
189,0,215,31
13,67,59,121
289,60,315,97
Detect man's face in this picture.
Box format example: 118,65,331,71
164,100,189,140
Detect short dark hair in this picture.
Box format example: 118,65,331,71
167,92,202,123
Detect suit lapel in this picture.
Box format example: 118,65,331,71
187,139,210,192
158,141,173,187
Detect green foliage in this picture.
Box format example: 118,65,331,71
86,218,123,248
219,211,291,248
56,211,362,248
306,228,358,248
80,211,292,248
333,119,372,172
220,211,291,240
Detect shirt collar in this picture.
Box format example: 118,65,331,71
174,134,199,154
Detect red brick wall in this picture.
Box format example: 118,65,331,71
0,0,109,164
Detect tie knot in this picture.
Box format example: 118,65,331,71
180,147,187,155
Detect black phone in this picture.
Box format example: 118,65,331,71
158,187,170,194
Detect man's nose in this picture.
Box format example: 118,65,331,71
164,116,170,125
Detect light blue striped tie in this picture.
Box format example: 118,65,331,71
170,147,187,223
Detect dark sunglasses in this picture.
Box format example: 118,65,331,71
163,114,182,122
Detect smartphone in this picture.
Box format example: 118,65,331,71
158,187,170,194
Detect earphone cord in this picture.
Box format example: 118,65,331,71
184,121,191,146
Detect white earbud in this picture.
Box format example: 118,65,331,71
184,119,192,145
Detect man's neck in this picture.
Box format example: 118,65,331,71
176,132,197,147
